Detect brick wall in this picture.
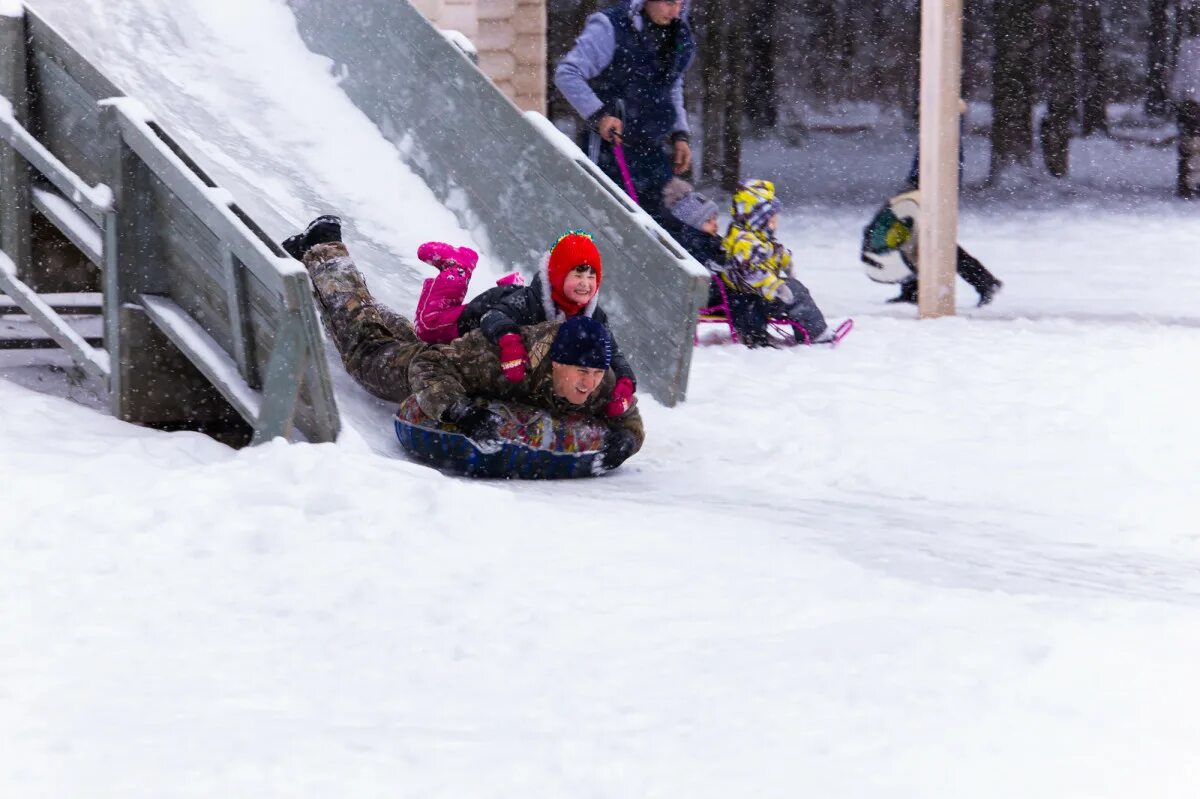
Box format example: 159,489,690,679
411,0,545,113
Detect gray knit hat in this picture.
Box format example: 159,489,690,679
670,190,720,232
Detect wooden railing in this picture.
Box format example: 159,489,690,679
0,8,339,444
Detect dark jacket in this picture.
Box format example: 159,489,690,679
666,218,724,268
408,320,645,453
457,272,637,386
554,0,696,145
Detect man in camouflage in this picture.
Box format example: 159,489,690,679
290,218,643,471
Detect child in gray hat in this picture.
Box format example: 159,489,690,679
662,180,773,348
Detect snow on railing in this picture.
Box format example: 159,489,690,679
0,94,112,219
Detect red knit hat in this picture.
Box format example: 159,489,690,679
547,230,602,312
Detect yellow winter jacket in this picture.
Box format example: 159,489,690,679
720,180,792,301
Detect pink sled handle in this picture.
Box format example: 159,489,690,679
612,141,639,205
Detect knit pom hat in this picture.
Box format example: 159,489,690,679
661,177,694,211
547,230,602,311
730,179,780,231
550,316,612,370
670,190,719,232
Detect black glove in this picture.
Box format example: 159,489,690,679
598,426,638,472
442,400,504,455
280,215,342,260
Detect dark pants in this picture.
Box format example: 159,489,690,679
763,277,828,341
900,246,999,297
304,245,426,403
708,281,771,346
587,131,673,223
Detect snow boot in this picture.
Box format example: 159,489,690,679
886,280,918,304
281,215,343,260
417,241,479,273
976,280,1003,307
413,242,478,343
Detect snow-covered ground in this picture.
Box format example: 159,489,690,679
4,1,1200,796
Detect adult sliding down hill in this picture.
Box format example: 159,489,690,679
284,217,644,478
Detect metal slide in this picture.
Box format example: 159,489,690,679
286,0,710,406
24,0,708,418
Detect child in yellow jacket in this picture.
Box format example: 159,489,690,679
721,180,838,343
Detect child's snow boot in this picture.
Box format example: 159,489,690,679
413,241,479,343
417,241,479,273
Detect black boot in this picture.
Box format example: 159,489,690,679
977,280,1003,307
886,280,918,304
280,215,343,260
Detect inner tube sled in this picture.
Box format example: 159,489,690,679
393,395,608,479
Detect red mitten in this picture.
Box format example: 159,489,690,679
497,333,528,383
604,377,636,417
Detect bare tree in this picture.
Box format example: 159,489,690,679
721,0,749,191
696,4,725,184
1147,0,1172,117
1079,0,1109,135
990,0,1038,179
1040,0,1077,176
746,0,780,132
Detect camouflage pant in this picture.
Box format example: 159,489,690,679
303,243,427,403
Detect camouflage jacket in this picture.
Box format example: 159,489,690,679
407,320,645,452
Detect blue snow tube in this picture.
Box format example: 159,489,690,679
393,396,607,479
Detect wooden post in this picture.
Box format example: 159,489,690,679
101,104,247,442
0,11,34,282
917,0,961,318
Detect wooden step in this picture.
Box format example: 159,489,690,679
0,313,103,350
0,292,103,316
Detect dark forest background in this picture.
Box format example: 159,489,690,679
546,1,1192,190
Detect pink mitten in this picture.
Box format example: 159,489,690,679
417,241,479,273
497,334,528,383
604,377,636,417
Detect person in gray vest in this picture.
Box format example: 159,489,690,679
555,0,696,222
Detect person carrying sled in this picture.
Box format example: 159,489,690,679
283,216,643,471
555,0,696,222
721,180,843,344
860,189,1002,307
405,230,638,419
659,178,772,347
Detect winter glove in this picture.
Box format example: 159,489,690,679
604,377,636,418
281,214,342,260
595,426,638,473
497,333,528,383
442,399,504,455
771,282,795,306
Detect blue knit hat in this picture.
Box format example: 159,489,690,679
550,316,612,370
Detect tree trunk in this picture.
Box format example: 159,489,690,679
805,0,837,104
1078,0,1108,135
989,0,1038,180
1147,0,1171,117
746,0,779,132
721,1,749,191
699,6,725,184
1040,0,1077,177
